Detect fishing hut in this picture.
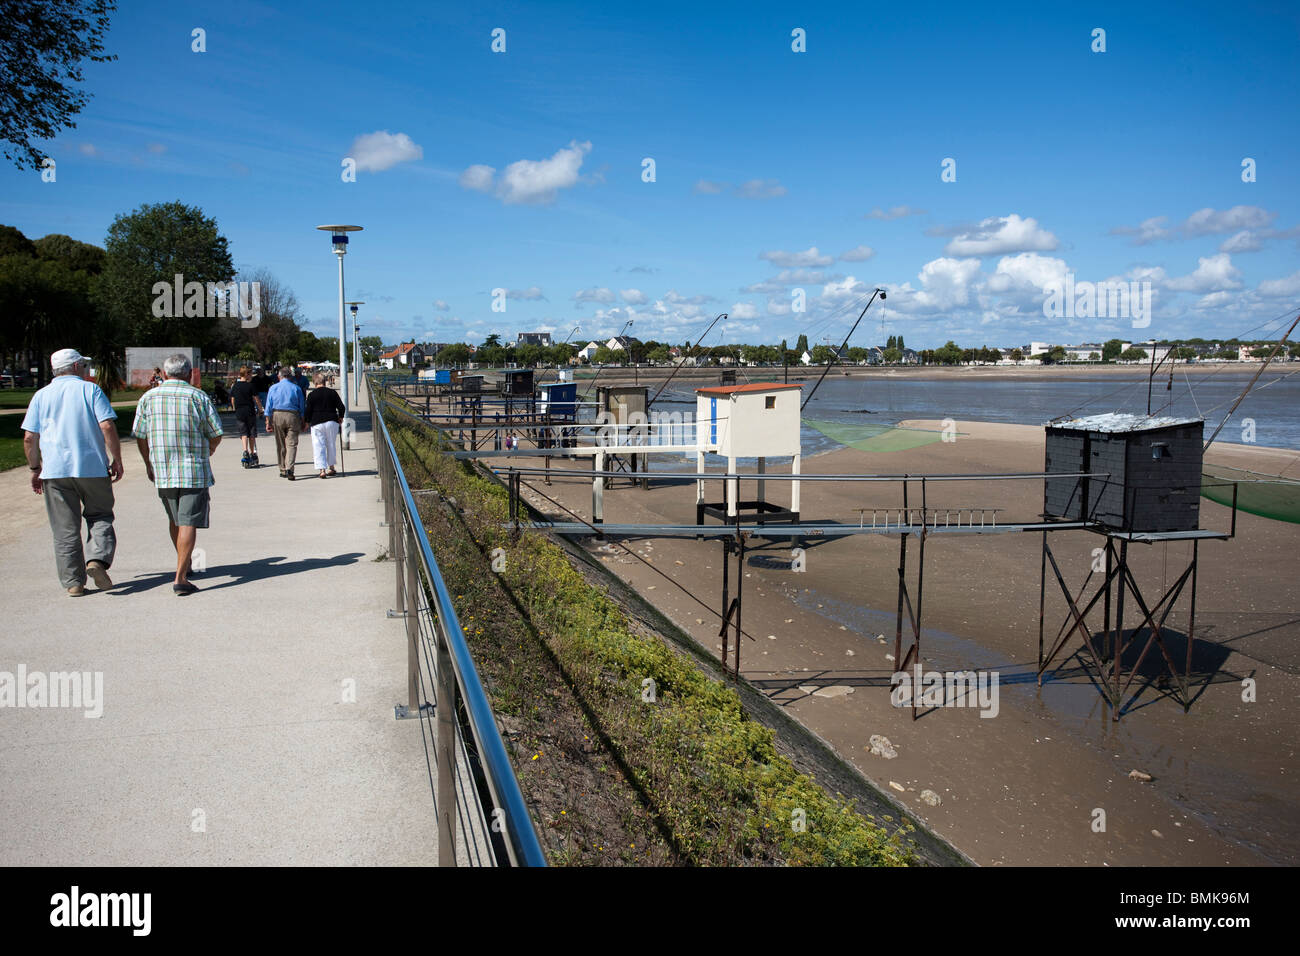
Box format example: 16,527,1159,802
596,385,650,481
695,383,802,524
1037,413,1230,717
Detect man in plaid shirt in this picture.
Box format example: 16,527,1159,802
133,354,223,596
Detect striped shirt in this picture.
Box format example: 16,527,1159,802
132,379,224,489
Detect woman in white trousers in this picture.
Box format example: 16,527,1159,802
303,373,346,479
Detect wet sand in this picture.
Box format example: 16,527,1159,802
504,421,1299,865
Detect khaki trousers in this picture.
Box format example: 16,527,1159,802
272,410,301,474
43,476,116,588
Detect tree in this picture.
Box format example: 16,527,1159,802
934,340,963,365
436,343,471,365
647,345,670,364
810,344,836,364
1118,347,1148,362
1088,352,1100,361
882,347,902,364
235,268,303,365
593,346,618,365
1102,338,1125,362
98,201,235,349
1010,348,1024,362
515,343,543,367
897,334,904,351
1,0,117,170
886,334,896,350
795,333,809,355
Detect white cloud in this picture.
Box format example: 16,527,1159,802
506,287,546,301
620,289,647,304
1257,270,1300,298
943,214,1059,257
1218,230,1262,254
865,205,926,220
693,179,727,195
735,179,786,199
78,143,97,157
458,164,495,192
494,140,592,204
574,287,616,304
348,130,423,172
839,245,875,262
730,302,759,320
1182,205,1273,237
1164,253,1242,293
985,252,1069,294
759,246,833,268
1111,216,1171,245
766,297,792,315
433,300,450,311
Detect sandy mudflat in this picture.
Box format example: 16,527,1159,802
504,419,1299,865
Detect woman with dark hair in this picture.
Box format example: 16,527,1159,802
228,366,263,467
305,372,345,478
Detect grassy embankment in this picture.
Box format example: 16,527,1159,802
385,405,916,866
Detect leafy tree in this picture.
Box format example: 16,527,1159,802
515,343,543,367
882,347,902,364
1,0,117,170
897,334,904,351
795,333,809,355
810,344,836,364
1088,352,1100,361
593,346,618,364
647,345,670,364
0,225,36,258
437,343,471,365
1118,347,1148,362
885,334,896,350
934,340,963,365
1102,338,1125,362
1009,348,1024,362
98,201,235,348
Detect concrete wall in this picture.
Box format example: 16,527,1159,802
126,347,202,388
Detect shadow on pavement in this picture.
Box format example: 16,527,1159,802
111,553,365,595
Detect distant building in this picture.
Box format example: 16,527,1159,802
378,343,424,369
578,341,601,362
516,332,552,347
1065,344,1104,362
605,335,633,351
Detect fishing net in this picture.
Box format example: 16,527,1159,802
804,419,946,453
1201,464,1300,524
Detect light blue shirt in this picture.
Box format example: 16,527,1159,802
21,375,117,479
264,378,305,418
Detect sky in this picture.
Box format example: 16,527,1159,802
3,0,1298,351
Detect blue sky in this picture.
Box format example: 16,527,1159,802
3,0,1298,350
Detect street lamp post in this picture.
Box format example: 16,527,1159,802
346,300,365,399
315,225,363,417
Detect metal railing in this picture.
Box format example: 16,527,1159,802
368,375,547,867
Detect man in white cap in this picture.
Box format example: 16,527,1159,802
21,348,125,596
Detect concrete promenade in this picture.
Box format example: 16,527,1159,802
0,381,444,865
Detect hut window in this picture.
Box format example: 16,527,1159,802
765,396,776,409
1151,442,1169,460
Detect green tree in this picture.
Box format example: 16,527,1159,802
98,201,235,348
934,340,963,365
810,344,836,364
1102,338,1125,362
1118,347,1148,362
515,343,543,367
647,345,670,364
1,0,117,170
1010,348,1024,362
882,347,902,364
794,333,809,355
437,343,471,365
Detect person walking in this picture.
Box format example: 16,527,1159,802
132,353,223,596
304,372,345,478
264,366,306,479
20,348,124,596
228,365,263,467
251,366,273,414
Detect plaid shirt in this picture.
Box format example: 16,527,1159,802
132,379,224,489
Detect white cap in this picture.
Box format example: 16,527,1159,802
50,348,86,370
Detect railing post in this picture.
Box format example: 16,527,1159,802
436,622,458,866
405,523,421,714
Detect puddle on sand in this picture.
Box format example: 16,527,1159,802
782,585,1295,864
